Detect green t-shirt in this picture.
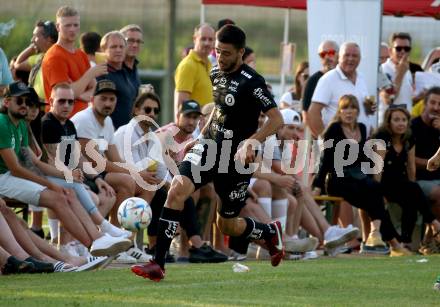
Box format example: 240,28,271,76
0,113,29,174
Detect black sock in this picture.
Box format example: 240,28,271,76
229,236,250,255
239,217,276,241
154,207,181,269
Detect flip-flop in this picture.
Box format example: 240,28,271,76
53,261,78,273
75,256,108,272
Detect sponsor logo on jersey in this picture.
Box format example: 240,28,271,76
231,80,239,87
225,93,235,106
228,181,248,201
241,70,252,79
253,87,273,106
228,86,237,92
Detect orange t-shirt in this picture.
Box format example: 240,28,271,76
42,44,91,116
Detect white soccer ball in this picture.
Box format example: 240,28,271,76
117,197,152,232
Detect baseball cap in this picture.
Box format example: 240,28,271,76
94,79,118,96
180,100,202,115
281,109,302,125
4,81,30,97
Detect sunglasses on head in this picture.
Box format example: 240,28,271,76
56,98,74,105
319,49,336,59
144,107,160,115
394,46,411,53
14,96,33,107
389,103,407,110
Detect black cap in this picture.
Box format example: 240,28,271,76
94,79,118,96
27,87,47,105
180,100,202,115
4,81,30,97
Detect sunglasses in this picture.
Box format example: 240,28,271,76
319,49,336,59
144,107,160,115
389,103,407,109
56,98,74,105
126,38,144,45
15,97,33,107
394,46,411,53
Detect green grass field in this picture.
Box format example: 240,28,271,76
1,256,440,306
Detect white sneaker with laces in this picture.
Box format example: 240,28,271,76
126,247,152,262
90,234,132,257
114,252,137,264
324,225,359,249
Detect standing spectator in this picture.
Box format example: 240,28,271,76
174,23,215,120
279,61,309,111
302,40,338,122
379,42,390,64
98,31,138,130
242,46,256,70
42,6,107,115
381,32,414,112
308,42,371,138
14,21,58,101
120,24,143,93
80,31,102,67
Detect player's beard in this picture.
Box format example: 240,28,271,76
220,55,240,73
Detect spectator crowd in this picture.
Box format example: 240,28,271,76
1,5,440,275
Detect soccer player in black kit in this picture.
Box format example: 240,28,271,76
131,24,284,282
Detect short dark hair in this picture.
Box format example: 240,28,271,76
243,46,254,61
80,32,102,55
390,32,412,45
132,92,161,117
425,86,440,104
216,24,246,50
36,20,58,42
217,18,235,30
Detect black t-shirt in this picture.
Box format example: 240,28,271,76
313,121,367,189
411,116,440,180
41,112,77,166
302,70,324,112
208,64,277,149
372,129,415,183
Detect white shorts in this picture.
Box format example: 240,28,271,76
0,172,46,206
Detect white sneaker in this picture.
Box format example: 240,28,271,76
302,250,319,260
284,237,319,253
75,256,108,271
100,221,132,238
59,242,80,257
114,252,137,264
126,247,152,263
90,234,132,257
324,225,360,249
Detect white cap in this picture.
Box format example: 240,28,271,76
280,109,302,125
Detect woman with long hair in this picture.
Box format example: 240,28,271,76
313,94,411,256
279,61,309,110
373,106,440,254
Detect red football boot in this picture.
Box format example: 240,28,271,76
131,260,165,282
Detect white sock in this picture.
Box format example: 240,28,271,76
258,197,272,217
48,218,59,240
272,199,288,232
100,220,128,237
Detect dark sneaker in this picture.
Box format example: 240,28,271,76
359,243,390,255
266,221,285,267
189,243,228,263
31,228,45,239
25,257,54,273
144,246,176,263
131,260,165,282
1,256,36,275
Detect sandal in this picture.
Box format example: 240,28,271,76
53,261,77,273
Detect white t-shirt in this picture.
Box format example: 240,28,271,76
114,118,169,182
279,92,301,111
312,65,373,131
71,106,115,154
381,58,413,111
